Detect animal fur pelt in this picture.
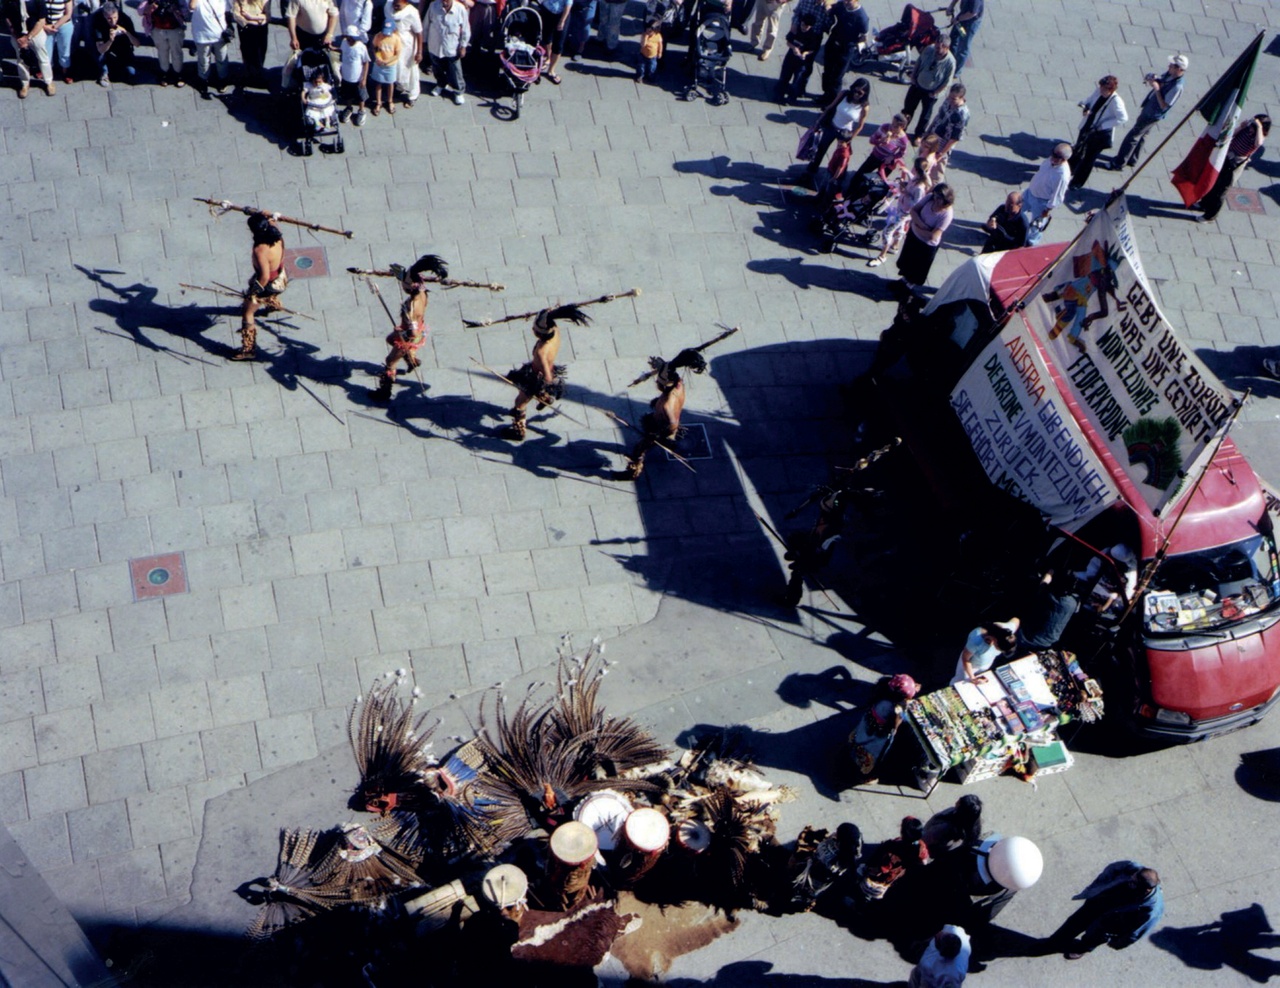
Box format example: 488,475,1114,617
510,900,640,968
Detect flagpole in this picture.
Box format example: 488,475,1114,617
1116,31,1264,197
1115,391,1249,627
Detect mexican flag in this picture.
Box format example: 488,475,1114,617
1171,32,1263,207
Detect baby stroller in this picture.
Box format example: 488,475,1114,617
682,11,730,105
496,1,545,119
850,4,943,82
293,49,344,155
813,162,898,254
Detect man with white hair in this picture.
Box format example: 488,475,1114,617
1111,54,1187,170
1023,143,1071,246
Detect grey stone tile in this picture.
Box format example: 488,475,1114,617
318,610,378,658
388,519,447,563
527,587,589,635
211,627,273,680
107,599,171,651
341,525,397,569
291,530,347,575
96,647,160,705
159,836,202,899
1,533,45,582
326,568,385,614
263,666,324,718
174,465,231,509
161,591,227,641
200,723,263,779
255,712,318,770
92,695,157,751
94,517,154,563
478,592,537,641
41,659,104,712
153,637,217,688
305,489,360,531
33,708,97,764
68,800,134,861
20,571,80,622
430,556,486,598
0,771,27,824
373,604,432,652
24,757,88,815
219,584,280,632
127,787,194,847
0,622,56,670
183,545,243,592
142,733,207,791
98,846,168,910
8,812,72,870
150,683,214,739
462,639,523,689
1,666,45,720
82,745,148,805
237,537,296,584
0,720,38,774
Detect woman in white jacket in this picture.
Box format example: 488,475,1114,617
1069,74,1128,191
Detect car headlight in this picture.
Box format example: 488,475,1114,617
1153,707,1193,726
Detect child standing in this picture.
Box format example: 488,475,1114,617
775,13,821,104
636,16,663,83
369,23,402,115
339,24,371,125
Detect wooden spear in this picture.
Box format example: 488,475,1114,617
178,282,316,321
602,408,697,473
194,197,354,239
627,326,740,387
462,288,641,329
467,357,588,427
346,267,505,292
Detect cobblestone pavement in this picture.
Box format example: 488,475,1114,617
2,0,1280,984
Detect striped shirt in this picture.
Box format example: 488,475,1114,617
45,0,68,21
1228,119,1265,164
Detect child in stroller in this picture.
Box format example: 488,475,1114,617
851,3,942,82
495,2,546,119
813,160,901,254
299,55,344,155
683,8,730,104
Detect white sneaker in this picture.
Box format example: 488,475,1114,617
98,73,111,88
353,109,367,126
452,91,465,105
1263,358,1280,381
430,85,442,97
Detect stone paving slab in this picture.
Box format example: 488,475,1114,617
3,0,1280,983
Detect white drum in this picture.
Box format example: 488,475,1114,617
572,789,633,852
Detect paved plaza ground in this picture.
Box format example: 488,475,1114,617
2,0,1280,984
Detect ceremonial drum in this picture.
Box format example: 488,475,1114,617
615,807,670,886
480,863,529,922
546,820,599,910
573,789,633,853
675,819,712,855
405,879,477,934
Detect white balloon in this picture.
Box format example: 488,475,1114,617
988,836,1044,891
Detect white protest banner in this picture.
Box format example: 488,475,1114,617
1020,197,1235,515
950,326,1118,529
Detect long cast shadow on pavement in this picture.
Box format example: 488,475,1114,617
1150,902,1280,984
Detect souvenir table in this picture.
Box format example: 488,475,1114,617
905,651,1104,787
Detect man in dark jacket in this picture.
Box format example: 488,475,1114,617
1050,861,1164,959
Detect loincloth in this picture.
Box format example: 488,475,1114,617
508,363,567,402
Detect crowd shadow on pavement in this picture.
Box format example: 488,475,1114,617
947,146,1036,187
979,131,1058,162
217,88,298,153
650,961,899,987
1193,344,1280,400
1236,747,1280,802
1150,902,1280,984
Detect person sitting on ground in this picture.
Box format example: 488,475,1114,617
922,794,983,857
854,815,929,903
952,619,1019,684
981,191,1030,253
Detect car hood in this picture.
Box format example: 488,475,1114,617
1148,618,1280,719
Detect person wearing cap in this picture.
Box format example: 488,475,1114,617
952,619,1019,684
1050,861,1163,959
337,23,370,124
1022,143,1071,246
1111,55,1187,170
1068,75,1128,191
424,0,469,105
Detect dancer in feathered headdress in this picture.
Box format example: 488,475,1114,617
371,254,449,403
503,303,592,441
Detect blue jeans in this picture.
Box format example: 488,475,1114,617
950,17,979,71
45,20,74,71
638,55,657,79
1023,189,1050,245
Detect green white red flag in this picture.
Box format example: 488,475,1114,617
1171,33,1263,207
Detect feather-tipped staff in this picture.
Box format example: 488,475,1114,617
194,197,354,238
628,326,739,388
603,409,697,473
468,357,588,428
462,288,641,328
346,266,505,292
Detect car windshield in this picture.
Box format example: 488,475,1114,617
1143,534,1280,635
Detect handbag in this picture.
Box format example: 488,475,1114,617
796,124,820,162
